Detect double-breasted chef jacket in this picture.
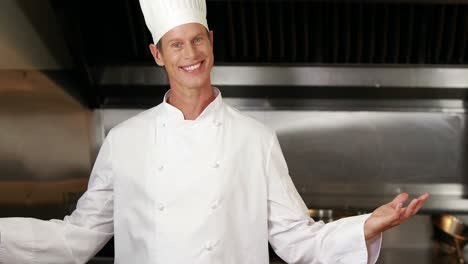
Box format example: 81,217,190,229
0,88,381,264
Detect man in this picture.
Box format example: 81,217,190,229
0,0,428,263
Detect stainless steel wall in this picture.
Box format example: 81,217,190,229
96,97,468,213
0,71,92,218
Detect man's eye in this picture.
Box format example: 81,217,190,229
193,37,202,44
172,42,182,48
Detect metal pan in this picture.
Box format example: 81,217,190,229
432,214,468,264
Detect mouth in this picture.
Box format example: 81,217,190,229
180,61,203,73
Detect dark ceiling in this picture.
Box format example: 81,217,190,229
52,0,468,66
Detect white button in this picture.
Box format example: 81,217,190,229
158,165,164,171
205,242,213,251
213,120,222,127
212,161,220,168
211,201,218,210
157,203,165,211
162,123,166,127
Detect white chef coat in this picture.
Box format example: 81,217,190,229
0,88,381,264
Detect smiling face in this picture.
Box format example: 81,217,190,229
150,23,214,93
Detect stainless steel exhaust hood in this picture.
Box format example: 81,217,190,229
48,0,468,107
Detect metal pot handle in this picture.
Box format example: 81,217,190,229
454,238,465,264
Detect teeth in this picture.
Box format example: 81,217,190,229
183,63,201,71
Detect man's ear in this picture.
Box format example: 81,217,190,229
149,44,164,66
209,30,214,46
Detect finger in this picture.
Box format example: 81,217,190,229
392,202,404,222
391,193,409,208
418,193,430,203
411,200,425,216
411,194,429,215
403,198,419,219
390,209,406,228
398,207,406,221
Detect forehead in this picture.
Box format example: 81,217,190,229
162,23,208,42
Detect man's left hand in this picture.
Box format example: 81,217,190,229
364,192,430,240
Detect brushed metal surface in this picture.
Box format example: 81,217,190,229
94,66,468,88
0,71,93,219
96,105,468,213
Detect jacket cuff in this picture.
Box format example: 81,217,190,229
334,213,380,263
366,231,382,264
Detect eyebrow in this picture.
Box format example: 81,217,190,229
167,34,205,42
166,38,183,43
166,30,209,42
194,33,206,38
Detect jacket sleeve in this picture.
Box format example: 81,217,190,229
0,132,115,264
266,134,382,264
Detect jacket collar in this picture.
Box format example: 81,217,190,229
162,87,223,124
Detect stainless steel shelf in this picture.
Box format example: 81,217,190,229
94,65,468,89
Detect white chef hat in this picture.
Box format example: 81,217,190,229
139,0,209,45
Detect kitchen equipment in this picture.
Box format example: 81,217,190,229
432,214,468,264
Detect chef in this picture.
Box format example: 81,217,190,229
0,0,429,263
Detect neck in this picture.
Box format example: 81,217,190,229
167,85,215,120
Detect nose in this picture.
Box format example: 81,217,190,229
184,42,197,59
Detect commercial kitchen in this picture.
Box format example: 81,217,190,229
1,0,468,263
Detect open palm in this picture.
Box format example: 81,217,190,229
364,192,429,240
